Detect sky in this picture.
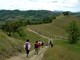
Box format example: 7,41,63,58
0,0,80,12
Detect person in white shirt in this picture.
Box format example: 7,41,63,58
24,39,31,57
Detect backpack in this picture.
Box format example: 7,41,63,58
35,43,39,48
25,43,29,50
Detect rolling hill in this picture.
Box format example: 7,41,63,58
0,10,80,60
28,15,80,37
0,10,61,22
0,29,24,60
0,27,47,60
27,15,80,60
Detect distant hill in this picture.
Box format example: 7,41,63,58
0,10,61,22
0,10,80,24
70,12,80,18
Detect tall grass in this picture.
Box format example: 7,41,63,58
0,29,24,60
43,40,80,60
28,16,80,38
27,15,80,60
0,27,47,60
12,27,48,49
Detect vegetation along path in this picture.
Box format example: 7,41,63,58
6,28,48,60
6,48,47,60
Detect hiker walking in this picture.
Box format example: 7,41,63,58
38,40,42,49
41,42,44,48
45,42,48,48
24,39,31,57
34,41,39,55
49,37,53,47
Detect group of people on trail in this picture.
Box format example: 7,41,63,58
24,38,53,57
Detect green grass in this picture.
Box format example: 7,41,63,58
12,27,48,49
0,29,24,60
0,15,80,60
27,15,80,60
21,27,48,49
28,24,65,37
28,16,80,37
52,16,80,29
54,40,80,53
0,27,48,60
43,40,80,60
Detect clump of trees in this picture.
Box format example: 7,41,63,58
66,20,80,44
2,20,26,36
26,16,56,24
0,10,60,23
63,11,69,16
42,16,56,24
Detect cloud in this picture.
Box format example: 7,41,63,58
0,0,80,12
51,1,58,3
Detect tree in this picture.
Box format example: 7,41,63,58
66,20,80,44
27,20,31,25
63,11,69,16
2,20,27,33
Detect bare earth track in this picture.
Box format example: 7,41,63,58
7,48,47,60
6,28,48,60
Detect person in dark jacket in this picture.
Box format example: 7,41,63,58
34,41,39,55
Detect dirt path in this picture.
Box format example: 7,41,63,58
29,48,47,60
6,28,48,60
27,28,49,39
6,48,47,60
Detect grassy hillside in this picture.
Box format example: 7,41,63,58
43,40,80,60
28,16,80,37
0,29,24,60
12,27,48,48
28,24,64,37
28,15,80,60
19,27,48,49
0,27,47,60
52,16,80,29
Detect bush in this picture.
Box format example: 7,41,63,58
66,20,80,44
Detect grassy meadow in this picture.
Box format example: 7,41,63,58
28,16,80,38
0,14,80,60
12,27,48,49
28,15,80,60
0,27,47,60
43,40,80,60
0,29,24,60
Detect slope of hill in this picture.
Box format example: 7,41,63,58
28,24,65,37
0,27,47,60
43,40,80,60
0,29,24,60
70,12,80,18
52,16,80,29
28,16,80,37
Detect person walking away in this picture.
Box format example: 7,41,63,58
49,37,53,47
41,42,44,48
24,39,31,57
45,42,48,48
34,41,39,55
38,40,42,49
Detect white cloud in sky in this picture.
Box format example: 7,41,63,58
0,0,80,12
